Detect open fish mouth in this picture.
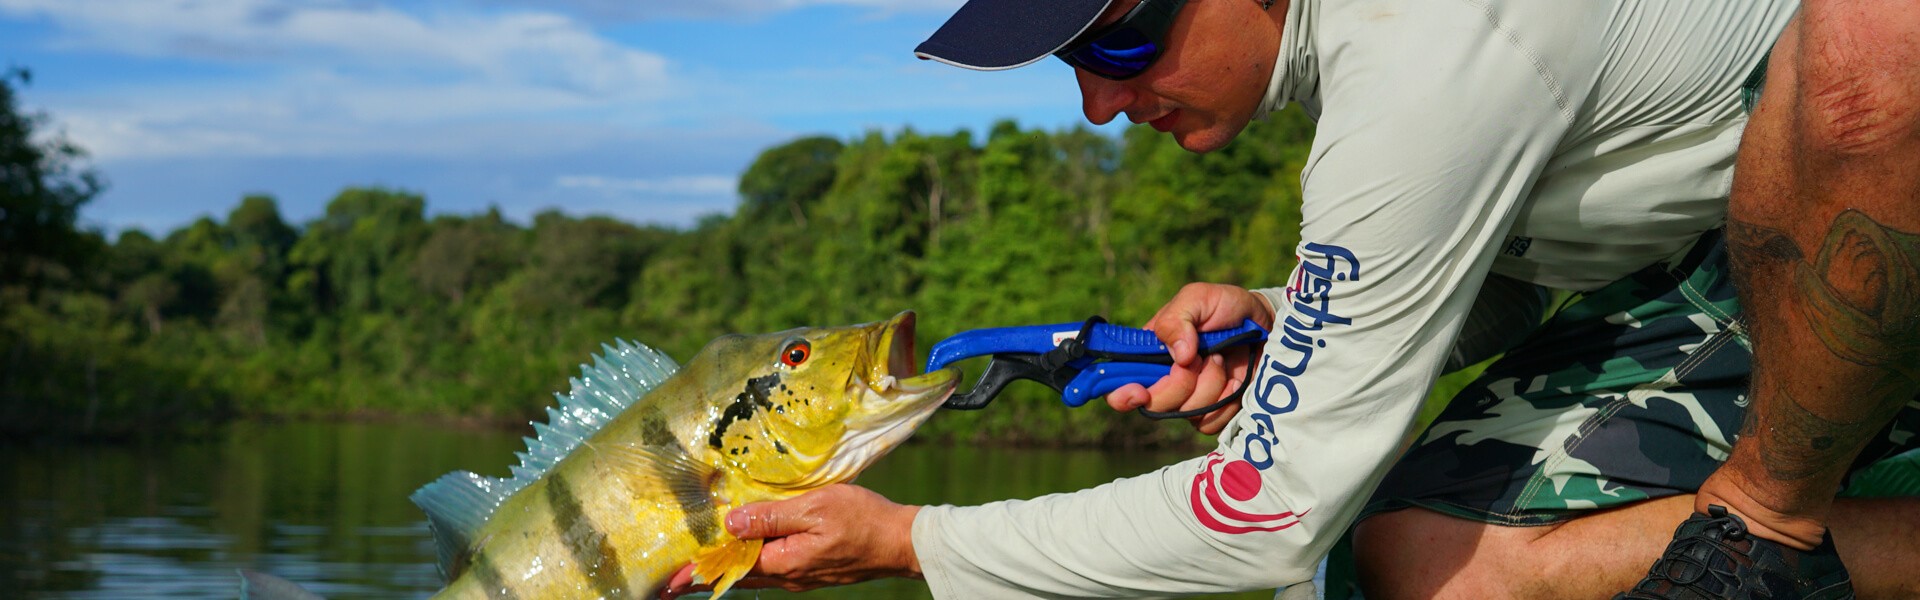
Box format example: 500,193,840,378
869,311,959,396
778,312,959,490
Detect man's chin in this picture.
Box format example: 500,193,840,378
1172,129,1234,154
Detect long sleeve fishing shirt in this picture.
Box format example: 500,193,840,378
911,0,1796,597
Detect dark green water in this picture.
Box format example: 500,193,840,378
0,421,1278,599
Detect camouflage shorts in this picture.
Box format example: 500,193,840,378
1364,229,1920,526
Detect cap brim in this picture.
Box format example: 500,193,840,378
914,0,1115,70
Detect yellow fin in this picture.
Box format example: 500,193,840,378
691,538,763,599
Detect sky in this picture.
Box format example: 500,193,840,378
0,0,1109,235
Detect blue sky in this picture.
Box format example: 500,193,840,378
0,0,1110,235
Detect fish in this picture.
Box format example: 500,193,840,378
239,311,959,599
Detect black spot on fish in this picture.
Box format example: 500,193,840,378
709,374,779,449
470,550,520,600
774,440,788,454
546,474,627,599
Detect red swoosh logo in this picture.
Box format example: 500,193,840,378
1189,453,1308,534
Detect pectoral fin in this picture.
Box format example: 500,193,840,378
603,442,728,546
691,538,764,599
604,442,760,596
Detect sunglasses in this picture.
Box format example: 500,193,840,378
1055,0,1191,80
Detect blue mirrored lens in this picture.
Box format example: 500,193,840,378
1065,28,1159,79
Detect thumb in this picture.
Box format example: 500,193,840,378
726,499,808,540
1163,317,1201,367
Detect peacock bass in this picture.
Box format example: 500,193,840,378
244,312,959,599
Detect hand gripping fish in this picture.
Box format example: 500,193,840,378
239,312,959,599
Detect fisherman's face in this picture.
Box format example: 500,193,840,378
1072,0,1284,153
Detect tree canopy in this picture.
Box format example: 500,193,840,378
0,76,1322,445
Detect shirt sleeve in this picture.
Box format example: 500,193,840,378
911,3,1579,597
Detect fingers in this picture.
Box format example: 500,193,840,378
1142,361,1202,413
1116,340,1254,425
661,485,917,599
1116,283,1271,429
1194,403,1241,435
751,524,812,576
1194,346,1255,433
726,496,814,540
1187,354,1230,410
659,564,697,598
1107,383,1149,411
1139,355,1227,414
1146,283,1265,366
1148,300,1204,366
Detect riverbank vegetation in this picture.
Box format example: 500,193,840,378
3,69,1325,446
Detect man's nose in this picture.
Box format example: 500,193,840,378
1076,69,1134,126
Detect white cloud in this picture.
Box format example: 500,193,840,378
0,0,668,95
0,0,679,161
1,0,1087,234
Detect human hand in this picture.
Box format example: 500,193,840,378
657,484,921,599
1106,283,1277,434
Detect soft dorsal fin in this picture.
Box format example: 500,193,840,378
408,339,679,580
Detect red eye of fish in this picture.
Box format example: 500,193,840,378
781,341,810,367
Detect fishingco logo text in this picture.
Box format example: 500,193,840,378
1190,242,1358,535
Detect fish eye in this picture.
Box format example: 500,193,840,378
780,341,811,367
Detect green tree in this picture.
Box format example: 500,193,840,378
287,188,429,315
2,102,1325,444
411,208,517,305
0,67,103,294
508,211,665,314
738,136,843,227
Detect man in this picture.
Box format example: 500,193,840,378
662,0,1920,597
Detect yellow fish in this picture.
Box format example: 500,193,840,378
240,312,957,599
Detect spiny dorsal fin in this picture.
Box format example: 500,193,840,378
408,339,679,581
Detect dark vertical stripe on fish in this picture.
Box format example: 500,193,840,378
630,404,719,543
660,449,720,545
639,408,675,447
547,473,630,599
470,551,521,600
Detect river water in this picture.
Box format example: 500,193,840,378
0,421,1281,599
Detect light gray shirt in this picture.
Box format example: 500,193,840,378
914,0,1795,597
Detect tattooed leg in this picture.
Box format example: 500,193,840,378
1734,215,1920,480
1711,0,1920,551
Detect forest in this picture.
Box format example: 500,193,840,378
1,68,1330,446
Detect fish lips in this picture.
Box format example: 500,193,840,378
868,311,962,397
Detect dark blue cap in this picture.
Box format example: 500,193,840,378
914,0,1116,70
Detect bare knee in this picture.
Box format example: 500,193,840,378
1801,70,1920,154
1794,7,1920,154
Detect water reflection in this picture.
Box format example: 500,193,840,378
0,421,1272,599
